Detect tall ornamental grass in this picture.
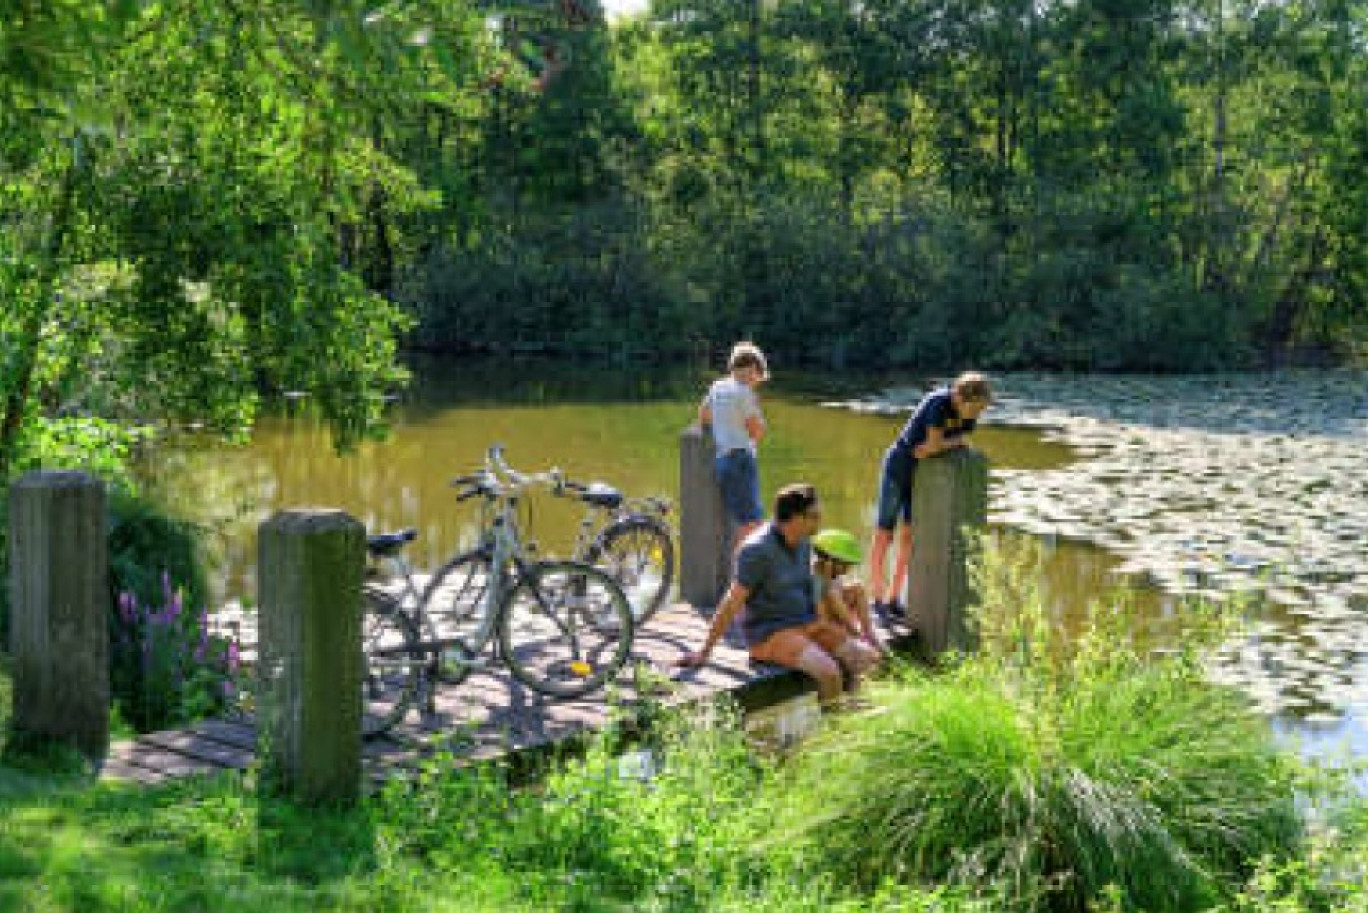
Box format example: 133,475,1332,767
770,535,1301,912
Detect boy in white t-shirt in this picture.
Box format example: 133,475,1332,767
698,341,769,547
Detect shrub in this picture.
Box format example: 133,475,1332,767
106,488,231,732
111,572,240,732
107,486,209,621
371,699,996,912
769,538,1301,912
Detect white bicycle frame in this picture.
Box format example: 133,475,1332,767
368,448,549,667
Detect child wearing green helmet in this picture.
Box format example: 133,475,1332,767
812,528,885,659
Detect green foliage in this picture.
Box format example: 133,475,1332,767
106,488,209,621
109,577,239,733
406,203,692,357
0,419,148,647
0,0,477,476
0,695,993,912
770,537,1301,912
374,702,772,908
11,419,146,490
0,568,1363,913
105,489,230,732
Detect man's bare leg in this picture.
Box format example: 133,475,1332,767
791,644,845,707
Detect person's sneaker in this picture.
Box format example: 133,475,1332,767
882,600,908,622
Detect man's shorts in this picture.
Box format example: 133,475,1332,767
715,448,764,523
749,619,852,667
874,448,913,530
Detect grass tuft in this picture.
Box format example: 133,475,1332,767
770,536,1301,912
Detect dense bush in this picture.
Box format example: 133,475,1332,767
769,537,1301,912
406,189,1269,373
106,487,209,622
403,202,692,360
110,574,239,733
369,700,995,912
106,489,235,732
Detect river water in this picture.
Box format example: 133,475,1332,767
146,357,1139,608
141,356,1358,759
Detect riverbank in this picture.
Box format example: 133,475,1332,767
843,370,1368,720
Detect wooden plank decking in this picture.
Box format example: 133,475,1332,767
101,604,914,786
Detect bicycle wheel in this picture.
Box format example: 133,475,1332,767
361,585,423,739
498,560,634,698
586,517,675,625
422,549,494,684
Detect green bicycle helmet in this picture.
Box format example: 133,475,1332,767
813,528,863,565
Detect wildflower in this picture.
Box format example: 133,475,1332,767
118,591,137,624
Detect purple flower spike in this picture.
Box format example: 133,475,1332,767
118,591,136,624
161,580,183,622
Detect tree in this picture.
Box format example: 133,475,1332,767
0,1,495,479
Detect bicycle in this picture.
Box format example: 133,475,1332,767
551,470,675,625
427,448,675,634
359,446,635,738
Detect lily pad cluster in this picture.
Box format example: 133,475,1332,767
849,370,1368,724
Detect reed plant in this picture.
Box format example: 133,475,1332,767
770,534,1301,912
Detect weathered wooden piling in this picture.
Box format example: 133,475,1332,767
679,426,733,608
907,447,989,658
257,509,364,803
8,470,109,758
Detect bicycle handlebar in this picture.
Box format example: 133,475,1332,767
487,445,562,488
447,447,560,503
463,445,669,516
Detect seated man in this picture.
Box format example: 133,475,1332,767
677,483,879,708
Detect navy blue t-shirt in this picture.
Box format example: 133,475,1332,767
890,387,976,465
735,523,817,646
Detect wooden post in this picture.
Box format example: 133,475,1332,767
8,471,109,758
257,509,364,804
679,426,733,608
907,448,989,658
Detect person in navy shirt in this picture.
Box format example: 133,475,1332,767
869,372,993,619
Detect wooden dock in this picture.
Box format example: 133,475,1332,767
101,604,913,786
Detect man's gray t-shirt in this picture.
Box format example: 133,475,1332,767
735,524,817,646
706,377,761,456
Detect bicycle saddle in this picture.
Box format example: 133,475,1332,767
366,528,417,557
577,482,623,509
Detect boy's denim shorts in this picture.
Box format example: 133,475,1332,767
874,449,913,530
714,449,764,523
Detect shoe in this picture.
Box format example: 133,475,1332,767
882,601,908,622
